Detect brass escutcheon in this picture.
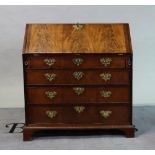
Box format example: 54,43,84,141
44,58,56,66
73,23,83,30
74,106,85,113
72,58,84,66
44,73,56,82
46,110,57,119
73,87,85,96
100,90,112,98
100,110,112,118
100,73,112,82
73,71,84,80
100,58,112,67
45,91,57,99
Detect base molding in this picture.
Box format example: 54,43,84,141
23,124,136,141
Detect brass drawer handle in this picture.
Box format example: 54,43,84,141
73,23,83,30
73,87,85,96
100,90,112,98
100,73,112,82
44,73,56,82
44,58,56,66
45,91,57,99
100,110,112,118
46,110,57,119
100,58,112,66
73,71,84,80
74,106,85,113
72,58,84,66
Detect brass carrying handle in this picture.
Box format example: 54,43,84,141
100,90,112,98
44,58,56,66
46,110,57,119
100,58,112,67
73,71,84,80
100,73,112,82
24,61,29,66
45,91,57,99
72,58,84,66
44,73,56,82
99,110,112,118
74,106,85,113
128,57,132,66
73,87,85,96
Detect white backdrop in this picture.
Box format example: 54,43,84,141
0,5,155,108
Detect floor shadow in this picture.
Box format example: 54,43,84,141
133,106,155,136
33,129,126,140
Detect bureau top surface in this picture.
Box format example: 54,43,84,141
23,23,132,54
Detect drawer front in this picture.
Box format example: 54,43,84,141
24,54,130,69
26,86,130,104
27,105,130,125
25,70,130,85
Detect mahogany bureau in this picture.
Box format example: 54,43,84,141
22,23,135,141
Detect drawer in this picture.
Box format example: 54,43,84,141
23,54,131,69
25,69,130,85
27,105,130,125
26,86,130,104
